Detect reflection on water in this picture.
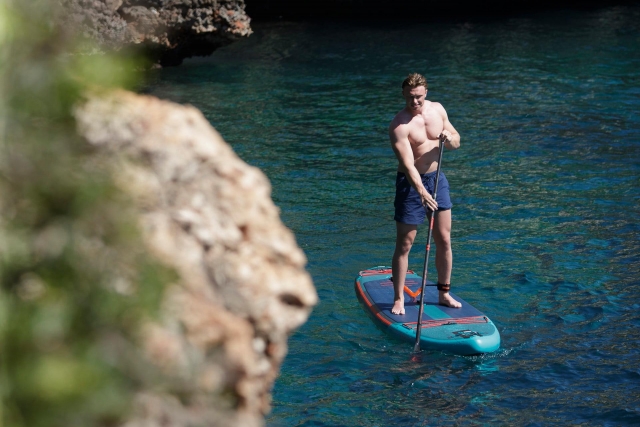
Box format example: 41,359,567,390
147,4,640,426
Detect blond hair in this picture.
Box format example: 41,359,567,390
402,73,427,90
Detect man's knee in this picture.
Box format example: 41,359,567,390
395,223,417,254
434,233,451,250
395,236,414,255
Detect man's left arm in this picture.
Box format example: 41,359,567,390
436,103,460,150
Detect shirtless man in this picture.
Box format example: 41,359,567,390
390,73,461,315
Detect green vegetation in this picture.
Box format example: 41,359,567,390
0,1,173,426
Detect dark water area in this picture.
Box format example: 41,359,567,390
244,0,636,22
145,5,640,426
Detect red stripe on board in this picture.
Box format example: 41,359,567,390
355,280,392,326
402,316,488,329
358,269,414,277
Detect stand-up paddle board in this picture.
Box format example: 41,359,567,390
355,266,500,355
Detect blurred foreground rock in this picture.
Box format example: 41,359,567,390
58,0,252,66
74,90,317,426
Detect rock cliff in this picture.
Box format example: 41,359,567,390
58,0,252,66
74,90,317,426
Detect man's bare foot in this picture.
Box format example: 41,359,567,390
439,291,462,308
391,299,405,315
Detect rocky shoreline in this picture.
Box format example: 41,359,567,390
58,0,252,66
2,2,315,426
56,0,632,66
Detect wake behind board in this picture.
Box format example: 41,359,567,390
355,266,500,355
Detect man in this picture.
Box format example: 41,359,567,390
389,73,461,315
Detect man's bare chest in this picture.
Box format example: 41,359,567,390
407,113,443,145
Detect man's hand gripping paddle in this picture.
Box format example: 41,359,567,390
412,135,446,352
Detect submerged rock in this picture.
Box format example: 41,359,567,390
58,0,252,66
74,90,317,426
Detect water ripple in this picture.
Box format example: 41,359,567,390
147,5,640,426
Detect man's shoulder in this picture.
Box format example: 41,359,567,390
389,110,413,141
425,101,447,116
390,108,412,128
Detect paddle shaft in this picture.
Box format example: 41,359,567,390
413,137,446,352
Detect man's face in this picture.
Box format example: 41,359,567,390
403,85,427,111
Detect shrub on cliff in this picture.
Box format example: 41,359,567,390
0,2,174,426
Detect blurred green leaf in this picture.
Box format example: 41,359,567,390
0,1,173,426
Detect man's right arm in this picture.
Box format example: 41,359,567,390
389,122,438,211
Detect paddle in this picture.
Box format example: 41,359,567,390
413,135,446,352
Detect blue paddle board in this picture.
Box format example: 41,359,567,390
355,266,500,355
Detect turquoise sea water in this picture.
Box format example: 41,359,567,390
146,5,640,426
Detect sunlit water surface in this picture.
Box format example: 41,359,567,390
146,6,640,425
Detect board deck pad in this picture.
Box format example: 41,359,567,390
355,267,500,355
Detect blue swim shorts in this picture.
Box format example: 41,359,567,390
393,171,452,225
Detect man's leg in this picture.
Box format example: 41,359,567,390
391,222,417,315
433,209,461,308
